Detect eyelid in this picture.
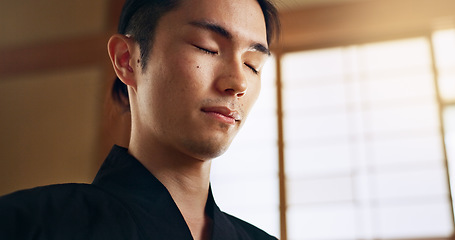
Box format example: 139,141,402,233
244,62,259,75
193,44,218,55
192,43,260,74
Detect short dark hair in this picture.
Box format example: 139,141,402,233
112,0,280,109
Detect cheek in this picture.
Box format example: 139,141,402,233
147,53,213,116
174,52,214,91
154,54,199,96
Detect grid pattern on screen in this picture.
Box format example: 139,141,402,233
282,36,453,240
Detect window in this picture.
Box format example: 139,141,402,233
282,33,455,239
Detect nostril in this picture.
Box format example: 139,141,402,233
224,88,235,94
224,88,246,97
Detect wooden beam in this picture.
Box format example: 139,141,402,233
275,53,288,240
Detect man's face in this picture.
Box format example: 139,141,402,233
132,0,269,160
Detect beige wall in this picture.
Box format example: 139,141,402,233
0,0,108,48
0,0,110,195
0,68,103,194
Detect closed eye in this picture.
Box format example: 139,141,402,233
193,45,218,55
244,63,258,75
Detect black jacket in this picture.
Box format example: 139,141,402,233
0,145,276,240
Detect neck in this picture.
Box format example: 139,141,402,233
128,134,213,240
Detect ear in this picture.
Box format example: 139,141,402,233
107,34,139,89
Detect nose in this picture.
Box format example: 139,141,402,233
216,58,248,98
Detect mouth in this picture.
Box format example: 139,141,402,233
201,106,241,125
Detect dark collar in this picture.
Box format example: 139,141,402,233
92,145,239,240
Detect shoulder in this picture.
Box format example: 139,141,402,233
0,184,139,240
0,183,93,209
223,213,278,240
0,183,114,211
2,183,94,199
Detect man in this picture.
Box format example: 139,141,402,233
0,0,280,239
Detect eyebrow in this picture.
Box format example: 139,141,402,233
189,20,271,56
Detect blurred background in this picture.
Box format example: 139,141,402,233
1,0,454,239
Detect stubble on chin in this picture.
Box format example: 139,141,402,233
182,134,235,160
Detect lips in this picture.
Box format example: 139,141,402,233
201,106,241,122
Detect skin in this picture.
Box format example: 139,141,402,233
108,0,269,239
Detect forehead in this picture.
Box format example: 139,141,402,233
163,0,268,47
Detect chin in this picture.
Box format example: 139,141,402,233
182,137,233,160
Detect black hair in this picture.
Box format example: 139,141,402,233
112,0,280,110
